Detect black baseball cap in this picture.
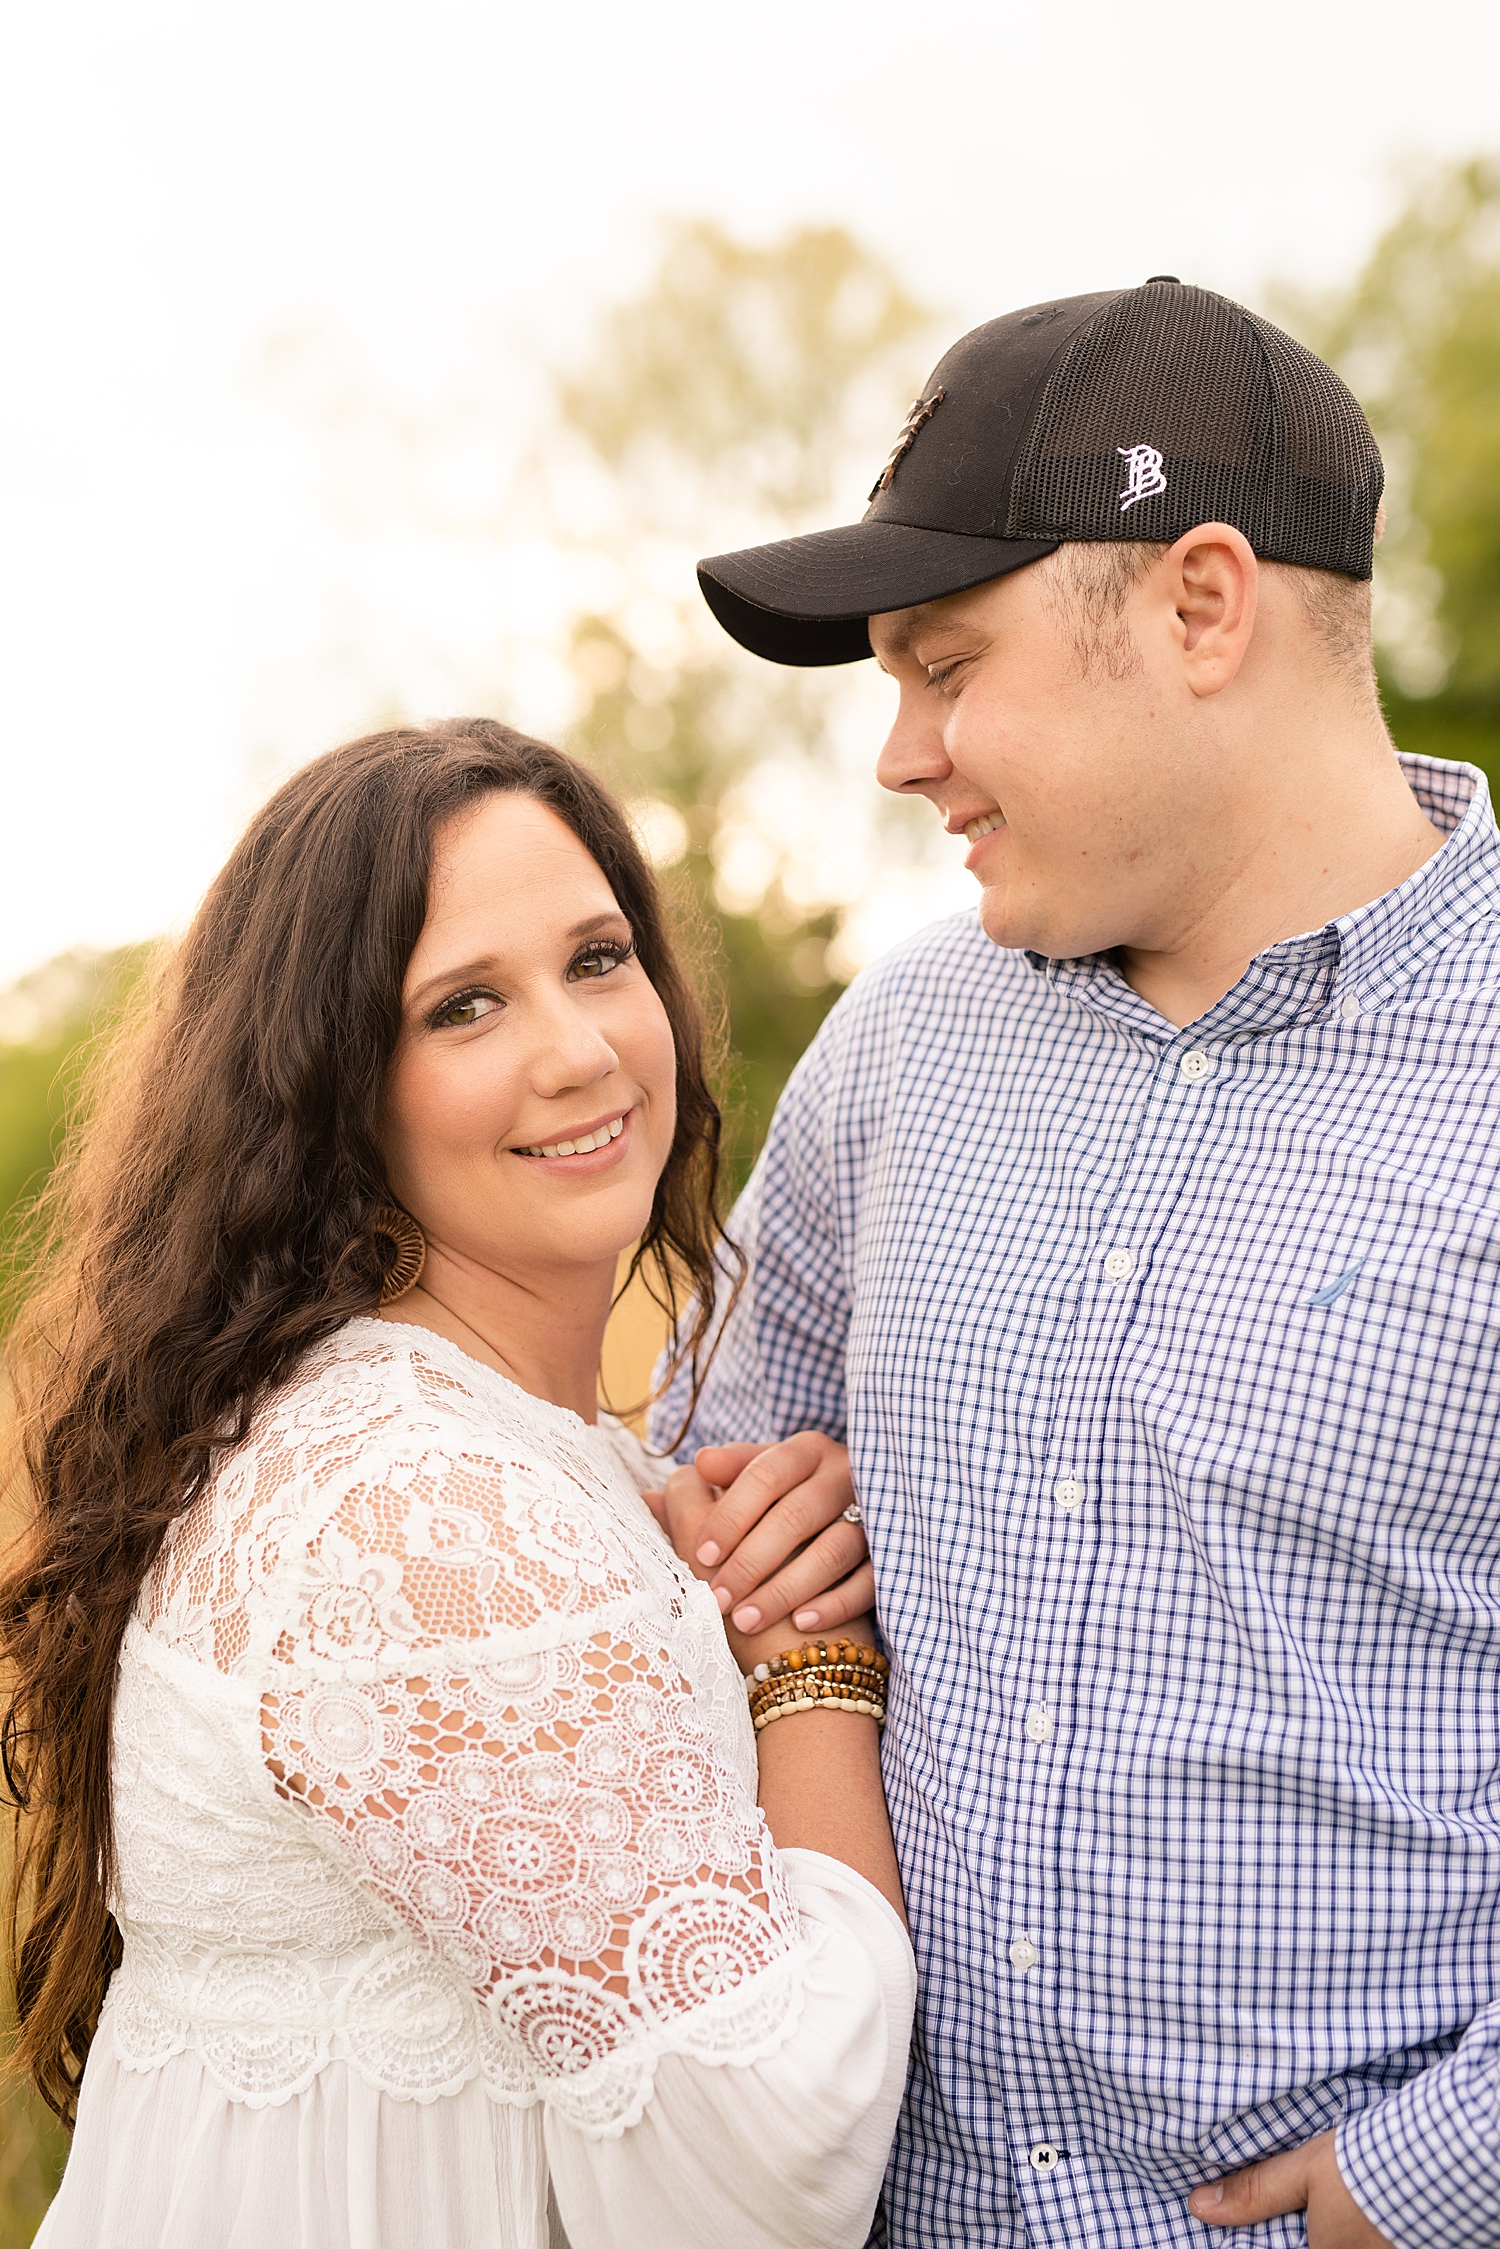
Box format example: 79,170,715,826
697,278,1384,667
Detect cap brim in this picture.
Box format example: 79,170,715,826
697,520,1060,666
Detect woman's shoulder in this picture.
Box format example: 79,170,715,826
592,1411,671,1497
151,1319,672,1684
263,1315,558,1449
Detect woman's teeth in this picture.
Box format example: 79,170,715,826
965,813,1004,843
518,1115,626,1159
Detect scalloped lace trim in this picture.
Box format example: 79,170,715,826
106,1920,806,2134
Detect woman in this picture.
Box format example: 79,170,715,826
1,720,912,2249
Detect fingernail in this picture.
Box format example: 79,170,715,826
1191,2185,1224,2214
794,1608,819,1629
696,1541,720,1565
713,1586,732,1613
733,1605,762,1631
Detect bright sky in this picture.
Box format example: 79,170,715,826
3,0,1498,990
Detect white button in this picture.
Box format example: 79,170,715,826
1008,1933,1038,1972
1054,1477,1084,1513
1025,1706,1054,1742
1340,993,1361,1021
1179,1049,1213,1081
1103,1247,1135,1282
1029,2143,1063,2173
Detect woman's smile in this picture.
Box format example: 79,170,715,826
512,1106,632,1167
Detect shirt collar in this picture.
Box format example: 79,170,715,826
1028,756,1500,1042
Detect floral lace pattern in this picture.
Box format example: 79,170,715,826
113,1322,799,2131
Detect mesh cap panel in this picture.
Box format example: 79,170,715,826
1004,284,1382,577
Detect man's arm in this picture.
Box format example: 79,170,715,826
651,1016,855,1454
648,1007,865,1631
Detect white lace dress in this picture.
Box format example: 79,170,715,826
38,1319,913,2249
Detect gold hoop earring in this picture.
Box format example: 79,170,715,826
372,1205,426,1305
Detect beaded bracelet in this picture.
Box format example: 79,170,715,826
745,1639,890,1732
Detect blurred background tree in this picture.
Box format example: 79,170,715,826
549,220,935,1177
0,956,144,2227
1279,155,1500,781
0,951,145,1330
0,944,150,2213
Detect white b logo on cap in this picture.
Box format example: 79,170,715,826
1117,443,1167,512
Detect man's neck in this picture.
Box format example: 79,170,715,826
1118,742,1446,1030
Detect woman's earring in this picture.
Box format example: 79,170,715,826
372,1205,426,1305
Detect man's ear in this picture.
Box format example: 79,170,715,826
1160,523,1258,699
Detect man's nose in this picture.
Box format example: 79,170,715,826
874,684,953,797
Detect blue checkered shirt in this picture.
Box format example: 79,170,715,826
655,755,1500,2249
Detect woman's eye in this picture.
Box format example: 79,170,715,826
430,989,500,1028
570,941,634,982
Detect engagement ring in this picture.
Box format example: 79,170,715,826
842,1502,863,1524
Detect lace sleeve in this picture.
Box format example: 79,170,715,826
263,1633,800,2134
259,1428,803,2136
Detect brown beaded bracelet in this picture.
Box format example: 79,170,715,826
745,1639,890,1732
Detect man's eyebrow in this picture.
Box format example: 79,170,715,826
405,910,630,1008
875,605,940,659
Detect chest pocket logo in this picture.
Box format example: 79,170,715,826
1307,1258,1367,1308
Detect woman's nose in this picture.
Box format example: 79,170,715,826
527,995,620,1099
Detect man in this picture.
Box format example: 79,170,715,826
653,280,1500,2247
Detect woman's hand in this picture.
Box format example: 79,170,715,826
647,1436,904,1924
644,1434,875,1669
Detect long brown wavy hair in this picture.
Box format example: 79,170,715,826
0,718,741,2122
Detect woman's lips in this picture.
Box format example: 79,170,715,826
511,1107,634,1175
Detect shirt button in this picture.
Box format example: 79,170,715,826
1103,1248,1135,1282
1054,1477,1084,1512
1179,1048,1213,1081
1025,1706,1054,1742
1340,993,1361,1021
1008,1933,1038,1972
1029,2143,1063,2173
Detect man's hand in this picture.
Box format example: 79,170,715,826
1189,2130,1395,2248
642,1432,873,1636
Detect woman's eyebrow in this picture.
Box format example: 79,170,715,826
567,909,632,939
405,912,631,1010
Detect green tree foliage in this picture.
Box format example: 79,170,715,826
0,2057,67,2244
563,608,852,1173
553,221,933,1177
0,958,143,2230
560,220,930,522
0,950,145,1332
1279,157,1500,774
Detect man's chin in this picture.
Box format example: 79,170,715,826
976,887,1112,962
976,886,1046,954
